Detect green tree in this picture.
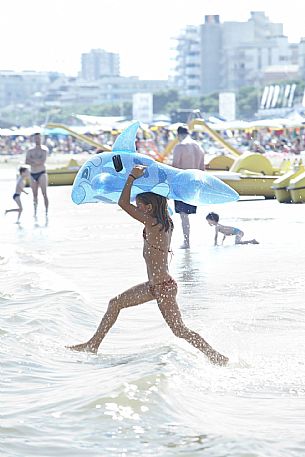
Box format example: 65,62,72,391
199,93,218,115
153,89,179,112
237,86,259,119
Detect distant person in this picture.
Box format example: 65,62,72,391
5,167,30,223
206,212,259,246
135,135,141,151
68,165,228,366
251,140,265,154
25,133,49,219
172,126,205,249
291,137,302,154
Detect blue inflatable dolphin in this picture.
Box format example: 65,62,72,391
71,122,239,205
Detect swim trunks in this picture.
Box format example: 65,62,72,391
149,277,178,299
174,200,197,214
31,170,46,182
13,193,20,200
232,227,242,235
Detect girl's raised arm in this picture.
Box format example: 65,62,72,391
118,165,150,224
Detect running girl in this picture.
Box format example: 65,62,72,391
69,165,228,366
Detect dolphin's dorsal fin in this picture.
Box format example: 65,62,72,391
112,121,140,153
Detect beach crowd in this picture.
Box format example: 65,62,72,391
1,124,305,159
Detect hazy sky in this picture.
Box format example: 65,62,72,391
1,0,304,80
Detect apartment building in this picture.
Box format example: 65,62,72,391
0,70,53,107
44,75,170,106
174,25,201,97
81,49,120,80
174,12,305,96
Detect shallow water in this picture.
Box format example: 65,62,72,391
1,163,305,457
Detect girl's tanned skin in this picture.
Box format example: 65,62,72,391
68,165,228,366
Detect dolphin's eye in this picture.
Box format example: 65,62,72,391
81,167,90,180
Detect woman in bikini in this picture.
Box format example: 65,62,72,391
69,165,228,366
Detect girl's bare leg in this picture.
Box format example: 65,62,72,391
156,284,228,366
68,281,154,353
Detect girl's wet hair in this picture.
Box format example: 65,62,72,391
19,167,28,174
206,212,219,223
137,192,173,232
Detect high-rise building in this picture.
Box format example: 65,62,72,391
200,15,222,96
173,25,201,96
173,12,304,97
298,38,305,79
81,49,120,80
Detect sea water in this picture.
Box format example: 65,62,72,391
1,162,305,457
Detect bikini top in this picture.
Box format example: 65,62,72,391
143,228,173,254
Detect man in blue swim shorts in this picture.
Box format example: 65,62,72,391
172,126,205,248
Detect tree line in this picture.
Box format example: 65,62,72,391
2,80,305,127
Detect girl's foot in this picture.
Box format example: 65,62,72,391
67,342,98,353
209,351,229,366
251,239,259,244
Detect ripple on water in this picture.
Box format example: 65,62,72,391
1,193,305,456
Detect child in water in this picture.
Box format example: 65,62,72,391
69,165,228,366
5,167,30,223
206,212,259,246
